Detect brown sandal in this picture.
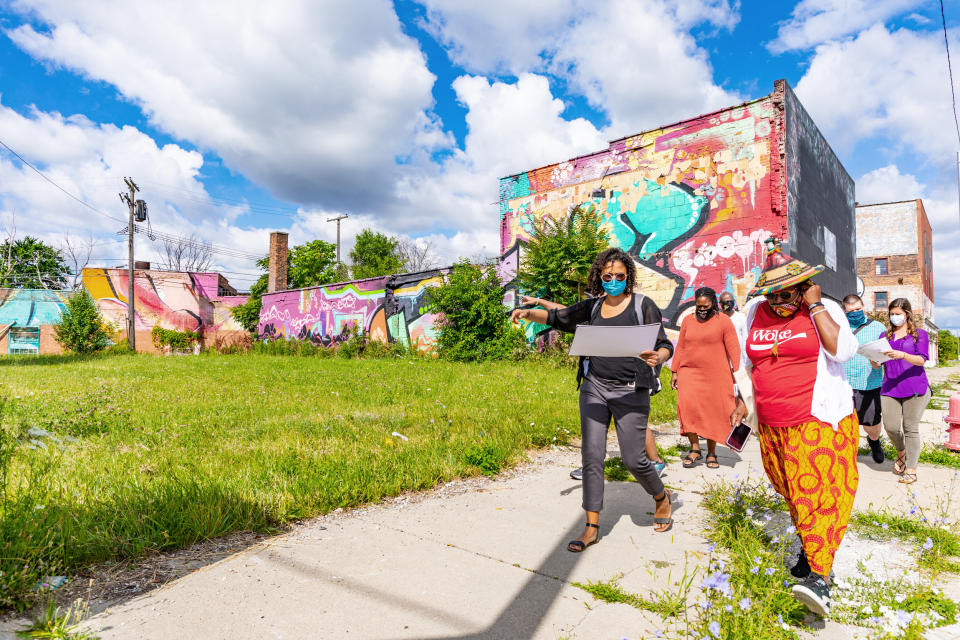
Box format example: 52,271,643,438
899,473,917,485
567,523,600,552
893,454,906,476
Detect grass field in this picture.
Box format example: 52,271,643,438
0,352,677,609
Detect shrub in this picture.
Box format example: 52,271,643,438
938,330,958,365
151,326,200,351
427,260,528,361
53,289,110,354
515,203,609,306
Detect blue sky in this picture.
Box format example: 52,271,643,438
0,0,958,326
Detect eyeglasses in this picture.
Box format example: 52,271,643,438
764,289,797,303
601,273,627,282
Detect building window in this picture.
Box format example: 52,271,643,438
875,291,888,310
875,258,888,275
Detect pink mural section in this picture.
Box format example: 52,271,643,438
82,268,248,338
258,270,445,353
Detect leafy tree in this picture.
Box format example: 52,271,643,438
427,260,526,361
939,329,958,365
515,204,610,306
54,288,110,353
0,236,69,290
349,229,404,279
231,239,339,332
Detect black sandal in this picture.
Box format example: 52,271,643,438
654,490,674,532
705,453,720,469
682,449,702,468
567,522,600,552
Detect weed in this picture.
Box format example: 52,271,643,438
851,509,960,574
831,575,957,638
572,573,690,618
463,443,506,477
16,600,97,639
603,457,633,482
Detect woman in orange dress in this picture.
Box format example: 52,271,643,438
670,287,742,469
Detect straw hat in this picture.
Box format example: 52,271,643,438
749,238,824,295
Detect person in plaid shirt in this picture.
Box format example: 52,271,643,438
842,294,887,463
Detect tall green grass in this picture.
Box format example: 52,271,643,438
0,353,676,609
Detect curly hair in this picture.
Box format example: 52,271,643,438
886,297,919,341
695,286,719,311
586,247,636,296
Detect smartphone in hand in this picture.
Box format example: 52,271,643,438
726,422,753,452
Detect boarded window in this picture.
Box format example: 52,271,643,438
8,327,40,356
874,291,888,310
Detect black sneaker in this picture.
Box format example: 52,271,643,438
790,549,811,579
867,437,885,464
792,573,830,616
570,467,583,481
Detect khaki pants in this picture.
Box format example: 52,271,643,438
881,390,931,469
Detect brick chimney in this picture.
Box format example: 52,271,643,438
268,231,289,293
134,261,151,270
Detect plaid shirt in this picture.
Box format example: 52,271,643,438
843,320,886,390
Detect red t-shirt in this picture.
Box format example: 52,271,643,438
747,303,820,427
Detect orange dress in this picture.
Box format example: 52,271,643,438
670,312,741,443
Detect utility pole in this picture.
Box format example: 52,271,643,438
119,177,139,352
327,214,349,265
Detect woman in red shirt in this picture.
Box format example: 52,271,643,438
732,239,858,618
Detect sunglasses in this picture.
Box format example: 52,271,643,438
764,289,797,303
601,273,627,282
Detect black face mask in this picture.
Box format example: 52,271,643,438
719,300,735,312
696,308,714,320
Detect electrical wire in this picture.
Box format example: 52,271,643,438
0,137,265,261
942,0,960,148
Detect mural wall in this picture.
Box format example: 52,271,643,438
82,268,248,338
258,269,445,352
499,80,854,329
0,289,71,355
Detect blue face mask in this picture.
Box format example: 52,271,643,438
602,278,627,297
846,310,866,327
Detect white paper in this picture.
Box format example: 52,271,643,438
857,337,893,363
568,323,661,357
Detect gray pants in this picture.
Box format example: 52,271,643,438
579,374,664,512
881,390,931,469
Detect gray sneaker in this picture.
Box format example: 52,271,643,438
570,467,583,481
792,573,830,616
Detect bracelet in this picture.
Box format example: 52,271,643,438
808,302,824,311
810,308,827,318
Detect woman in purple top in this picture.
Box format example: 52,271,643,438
880,298,930,485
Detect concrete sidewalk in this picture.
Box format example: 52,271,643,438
73,441,960,639
4,367,960,640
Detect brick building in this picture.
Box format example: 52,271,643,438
855,199,937,360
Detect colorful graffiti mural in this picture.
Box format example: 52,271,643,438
82,268,248,335
500,80,855,329
500,96,786,327
258,270,444,352
0,288,69,326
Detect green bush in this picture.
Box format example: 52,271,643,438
427,260,527,361
938,330,958,365
151,326,200,351
53,289,109,354
514,203,609,306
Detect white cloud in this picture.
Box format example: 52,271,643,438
856,165,924,204
549,0,739,134
768,0,923,53
418,0,740,133
6,0,441,212
794,24,959,159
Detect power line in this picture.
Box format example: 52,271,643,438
942,0,960,147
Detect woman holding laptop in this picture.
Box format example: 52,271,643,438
511,248,675,552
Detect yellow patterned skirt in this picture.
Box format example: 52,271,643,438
758,413,860,577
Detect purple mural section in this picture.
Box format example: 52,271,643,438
258,271,445,352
